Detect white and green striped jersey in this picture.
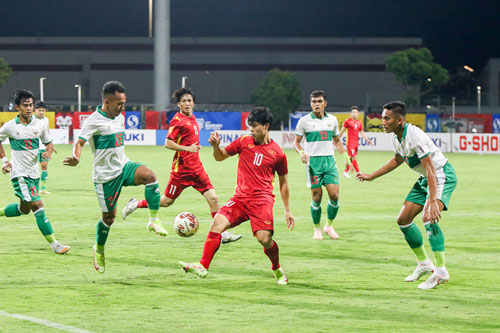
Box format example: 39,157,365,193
294,112,340,157
35,116,49,150
78,106,129,183
0,115,53,179
392,123,447,176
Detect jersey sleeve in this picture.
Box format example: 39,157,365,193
0,123,9,142
332,116,340,136
40,123,53,145
78,115,97,142
343,119,349,129
294,118,305,137
224,136,243,156
412,129,431,160
275,151,288,176
167,115,182,141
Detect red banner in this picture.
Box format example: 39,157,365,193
145,111,160,129
454,114,492,133
241,112,249,130
72,112,93,129
55,112,74,130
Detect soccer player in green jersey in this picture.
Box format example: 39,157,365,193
34,101,55,194
294,90,351,240
63,81,164,274
0,90,70,254
357,101,457,290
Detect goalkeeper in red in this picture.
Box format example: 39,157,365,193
339,106,373,177
357,101,457,290
179,107,295,285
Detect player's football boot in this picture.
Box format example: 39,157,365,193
272,266,289,285
342,171,351,178
52,242,70,255
121,198,138,220
179,261,208,278
93,245,105,274
418,270,449,290
147,221,168,237
404,261,435,282
221,231,243,244
313,228,323,240
323,225,339,239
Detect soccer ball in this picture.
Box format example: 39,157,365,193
173,212,199,237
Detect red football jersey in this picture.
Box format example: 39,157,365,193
167,112,204,173
224,135,288,200
343,118,363,147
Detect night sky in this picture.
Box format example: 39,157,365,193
1,0,499,71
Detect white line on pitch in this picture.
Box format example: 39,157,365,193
0,310,93,333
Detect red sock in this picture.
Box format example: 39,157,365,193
200,232,221,269
345,163,350,172
210,211,217,218
264,241,280,270
137,199,148,208
352,160,360,173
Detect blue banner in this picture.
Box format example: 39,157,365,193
125,111,141,129
290,112,309,131
493,114,500,133
425,114,441,132
194,111,241,131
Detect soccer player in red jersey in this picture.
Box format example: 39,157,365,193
339,106,373,177
122,87,241,243
179,107,295,285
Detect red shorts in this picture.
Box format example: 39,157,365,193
346,145,358,157
217,196,274,235
164,169,214,199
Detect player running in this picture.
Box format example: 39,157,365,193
179,107,295,285
63,81,163,273
357,101,457,290
0,90,70,254
121,87,242,244
34,101,56,194
338,106,373,178
294,90,351,240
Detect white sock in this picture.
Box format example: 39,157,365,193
419,259,432,266
435,267,447,276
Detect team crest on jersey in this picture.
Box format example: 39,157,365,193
33,130,39,136
268,149,276,156
248,144,255,148
328,123,332,127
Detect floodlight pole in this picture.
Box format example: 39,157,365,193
75,84,82,112
182,76,188,88
476,86,481,114
153,0,171,110
40,77,47,101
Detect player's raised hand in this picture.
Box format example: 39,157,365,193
356,172,373,182
208,132,220,146
185,144,201,153
62,155,79,167
285,211,295,230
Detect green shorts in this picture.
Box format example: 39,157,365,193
38,149,50,163
11,176,41,202
306,155,339,188
405,162,457,210
94,161,142,212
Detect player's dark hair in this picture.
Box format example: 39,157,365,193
310,90,327,101
248,106,273,126
14,89,34,106
172,87,195,103
350,105,359,111
383,101,406,116
102,81,126,99
35,101,47,109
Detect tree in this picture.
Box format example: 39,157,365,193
385,48,449,107
250,68,301,129
0,57,12,87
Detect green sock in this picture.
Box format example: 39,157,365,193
1,203,22,217
400,223,429,261
145,182,160,220
425,222,445,252
34,208,54,238
434,251,446,267
310,200,321,225
326,200,339,226
41,171,48,190
96,219,110,253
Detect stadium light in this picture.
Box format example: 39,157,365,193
477,86,481,114
182,76,188,88
40,77,47,101
75,84,82,112
464,65,474,73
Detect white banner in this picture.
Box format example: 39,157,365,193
73,129,157,146
51,128,69,144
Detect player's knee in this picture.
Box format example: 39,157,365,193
20,203,31,215
102,216,115,225
143,169,156,183
396,215,412,225
160,196,173,207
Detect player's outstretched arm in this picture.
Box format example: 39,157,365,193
278,174,295,230
41,142,54,160
360,129,373,145
0,142,12,174
333,135,352,168
165,138,200,153
63,138,86,167
294,135,309,164
357,154,403,181
209,132,230,161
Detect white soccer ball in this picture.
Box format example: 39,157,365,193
173,212,199,237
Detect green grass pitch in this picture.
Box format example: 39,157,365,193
0,144,499,332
